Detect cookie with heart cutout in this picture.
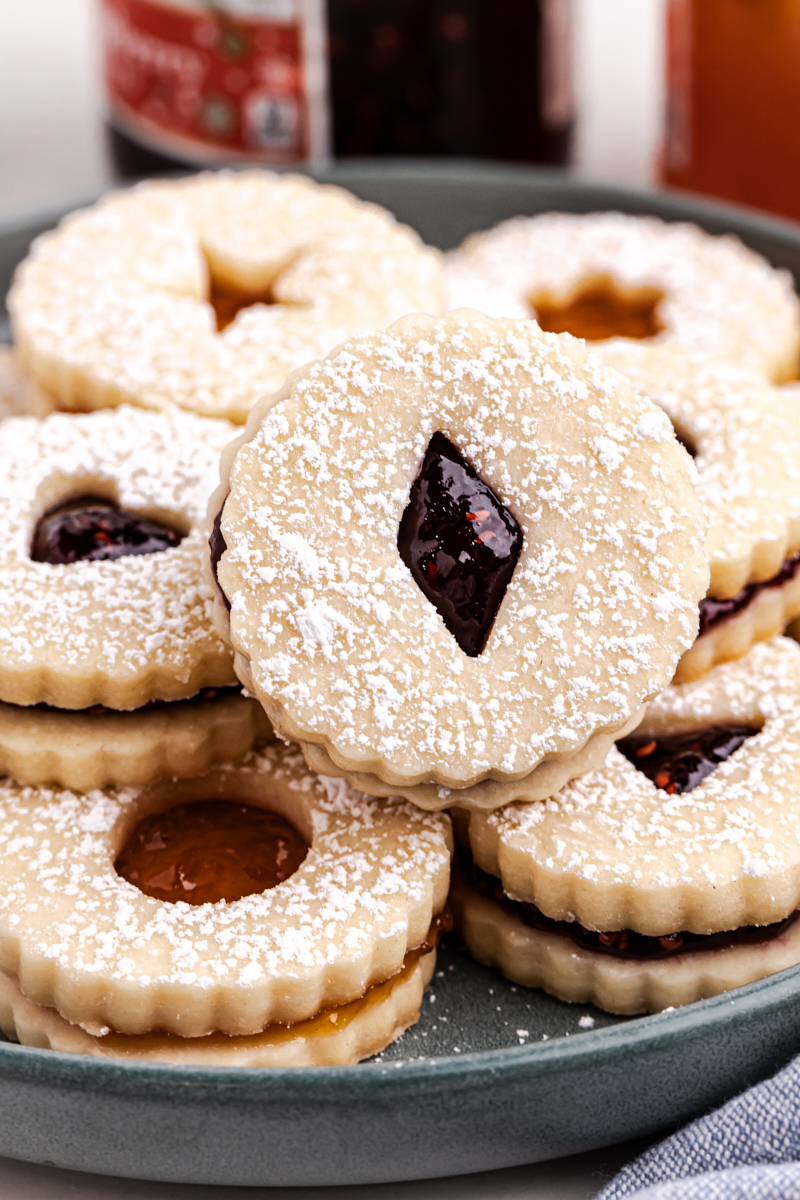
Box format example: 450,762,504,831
451,636,800,1013
598,342,800,683
0,405,238,711
209,309,708,812
446,211,800,382
0,740,452,1052
8,171,444,425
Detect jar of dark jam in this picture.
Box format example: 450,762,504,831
327,0,573,163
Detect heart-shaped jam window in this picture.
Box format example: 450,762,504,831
31,495,183,564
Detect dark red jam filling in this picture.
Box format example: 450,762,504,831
29,685,244,718
31,495,183,565
209,503,231,611
115,800,310,905
461,849,799,962
397,433,523,657
698,548,800,637
616,724,757,795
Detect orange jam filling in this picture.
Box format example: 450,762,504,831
86,911,450,1054
115,800,309,905
531,280,665,341
209,279,276,331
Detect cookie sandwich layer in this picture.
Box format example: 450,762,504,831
446,211,800,382
212,309,707,809
8,171,445,424
600,343,800,682
0,741,452,1037
0,406,237,709
453,638,800,1010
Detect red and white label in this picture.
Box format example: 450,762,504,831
100,0,329,165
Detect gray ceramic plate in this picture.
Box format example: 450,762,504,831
2,162,800,1189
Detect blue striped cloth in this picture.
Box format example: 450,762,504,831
598,1053,800,1199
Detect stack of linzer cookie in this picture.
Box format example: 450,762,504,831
0,172,799,1065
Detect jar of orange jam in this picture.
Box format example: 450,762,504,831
662,0,800,222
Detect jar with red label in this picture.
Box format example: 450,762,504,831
100,0,330,175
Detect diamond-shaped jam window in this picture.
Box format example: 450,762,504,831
397,433,523,657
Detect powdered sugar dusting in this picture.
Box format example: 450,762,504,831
481,637,800,932
598,343,800,599
0,741,451,1034
221,311,707,789
9,172,444,424
0,405,236,707
445,212,800,381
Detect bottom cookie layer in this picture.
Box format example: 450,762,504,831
449,866,800,1014
300,707,646,812
0,948,435,1066
676,570,800,683
0,689,274,790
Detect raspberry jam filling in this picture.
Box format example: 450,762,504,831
462,850,798,961
397,432,523,657
115,801,309,905
617,724,757,795
209,503,231,611
31,495,183,565
698,548,800,637
531,281,665,341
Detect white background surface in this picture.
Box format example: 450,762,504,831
0,2,665,1194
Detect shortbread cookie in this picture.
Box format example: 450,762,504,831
0,346,56,418
0,347,30,419
8,171,445,425
0,945,435,1066
0,741,452,1037
0,687,272,791
211,309,707,810
0,406,237,709
299,706,647,811
450,859,800,1015
599,343,800,682
453,637,800,1012
446,212,800,382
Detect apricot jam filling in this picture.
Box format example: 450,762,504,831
115,800,310,905
531,280,665,342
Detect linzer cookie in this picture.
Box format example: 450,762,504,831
0,406,237,712
446,212,800,382
0,688,272,792
0,742,452,1065
211,310,708,812
8,171,445,425
452,637,800,1013
600,343,800,682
